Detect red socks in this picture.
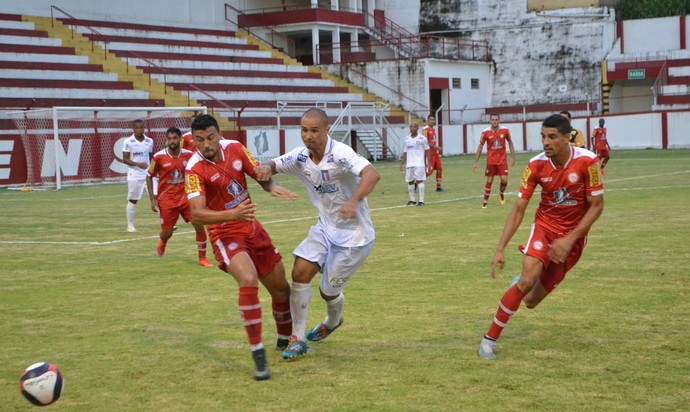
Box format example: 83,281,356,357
238,286,262,347
272,300,292,339
483,182,492,203
486,284,525,340
195,229,207,259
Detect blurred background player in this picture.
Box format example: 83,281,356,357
477,114,604,359
473,113,516,208
146,127,211,266
559,111,585,148
255,108,380,361
185,114,296,381
122,119,154,232
592,118,611,175
422,114,447,192
400,122,430,206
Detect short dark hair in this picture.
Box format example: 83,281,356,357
191,114,219,132
427,114,435,120
543,114,572,135
302,108,329,127
559,111,572,120
166,127,182,137
132,119,144,127
489,113,500,119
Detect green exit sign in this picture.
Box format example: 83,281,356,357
628,69,646,79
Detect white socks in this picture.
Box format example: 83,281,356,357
408,184,416,201
418,182,425,203
325,293,345,329
126,202,136,228
290,282,311,340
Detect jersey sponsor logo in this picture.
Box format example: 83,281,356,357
280,155,293,164
521,167,531,189
338,158,353,170
162,162,171,167
168,169,184,184
550,188,577,206
224,179,249,209
568,173,579,183
327,153,334,163
297,154,308,163
313,182,339,194
242,146,259,166
588,165,601,187
541,177,552,182
185,174,200,194
233,159,242,171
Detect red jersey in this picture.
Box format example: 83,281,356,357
181,131,197,153
184,140,261,241
519,147,604,234
148,148,194,209
592,127,608,151
480,126,512,165
422,126,439,156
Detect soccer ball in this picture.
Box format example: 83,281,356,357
19,362,64,406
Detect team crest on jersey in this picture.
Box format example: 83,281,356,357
588,165,601,186
297,154,308,163
327,153,334,163
232,159,242,171
534,241,544,250
321,170,331,181
521,167,531,189
185,174,200,194
568,173,579,183
242,146,259,166
183,160,188,167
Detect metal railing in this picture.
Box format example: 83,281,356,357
329,102,403,160
224,3,296,58
652,60,669,107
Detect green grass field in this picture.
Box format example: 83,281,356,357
1,150,689,411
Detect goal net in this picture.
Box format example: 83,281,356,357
6,106,206,190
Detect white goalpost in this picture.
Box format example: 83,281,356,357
5,106,206,190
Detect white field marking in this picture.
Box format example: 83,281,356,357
603,170,690,183
1,171,688,246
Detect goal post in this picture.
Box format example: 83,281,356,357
5,106,206,190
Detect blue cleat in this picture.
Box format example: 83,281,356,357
510,275,520,288
306,318,343,342
281,336,308,360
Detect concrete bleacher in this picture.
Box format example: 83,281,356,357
60,17,374,127
0,13,164,109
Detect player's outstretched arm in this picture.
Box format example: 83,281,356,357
338,165,380,220
254,161,277,182
490,197,529,279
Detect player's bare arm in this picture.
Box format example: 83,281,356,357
548,194,604,264
122,152,147,169
490,197,529,279
509,141,516,166
473,142,484,172
189,196,256,225
145,175,159,212
399,153,407,171
338,165,380,220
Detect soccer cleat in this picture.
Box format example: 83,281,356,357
281,336,308,360
156,240,166,257
436,188,448,192
306,318,343,342
276,337,290,350
406,201,416,206
251,348,271,381
127,226,137,233
477,337,497,359
198,257,213,267
417,202,425,206
510,275,520,288
482,203,488,209
499,193,506,205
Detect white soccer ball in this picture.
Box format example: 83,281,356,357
19,362,64,406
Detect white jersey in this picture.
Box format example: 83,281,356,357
403,133,429,168
122,134,154,181
273,137,375,247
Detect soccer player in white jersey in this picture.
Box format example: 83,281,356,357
255,108,381,360
122,119,154,232
400,122,430,206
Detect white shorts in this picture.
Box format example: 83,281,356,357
127,179,147,201
293,224,374,296
405,166,426,183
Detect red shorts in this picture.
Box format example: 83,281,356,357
522,224,586,292
159,203,192,230
485,161,508,177
211,221,281,278
596,147,610,159
426,154,443,175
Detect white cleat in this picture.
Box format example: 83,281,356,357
477,337,497,359
127,226,137,233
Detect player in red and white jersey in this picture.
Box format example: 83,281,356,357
184,114,297,381
477,114,604,359
180,130,197,153
473,113,516,208
146,127,211,267
422,114,447,192
592,118,611,175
